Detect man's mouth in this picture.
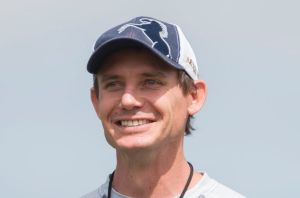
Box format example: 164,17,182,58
116,119,152,127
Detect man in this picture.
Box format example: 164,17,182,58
83,16,246,198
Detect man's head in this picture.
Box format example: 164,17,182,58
87,17,206,148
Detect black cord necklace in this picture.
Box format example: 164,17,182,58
107,162,193,198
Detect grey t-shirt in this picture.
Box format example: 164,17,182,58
81,173,246,198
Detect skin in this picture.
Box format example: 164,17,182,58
91,49,207,198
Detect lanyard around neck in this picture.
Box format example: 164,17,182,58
107,162,194,198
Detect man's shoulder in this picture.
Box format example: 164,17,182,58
81,179,108,198
208,182,246,198
80,188,103,198
186,173,246,198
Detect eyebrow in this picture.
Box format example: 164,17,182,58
99,75,120,83
99,71,168,82
140,71,168,78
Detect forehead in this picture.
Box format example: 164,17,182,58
97,48,177,76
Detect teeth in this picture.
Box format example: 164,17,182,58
120,120,148,127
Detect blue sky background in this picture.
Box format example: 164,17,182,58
1,0,299,197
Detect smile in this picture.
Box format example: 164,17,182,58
118,119,151,127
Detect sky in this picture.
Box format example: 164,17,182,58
0,0,299,197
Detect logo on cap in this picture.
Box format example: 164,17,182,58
118,17,172,58
186,56,197,75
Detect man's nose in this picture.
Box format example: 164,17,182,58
120,91,143,110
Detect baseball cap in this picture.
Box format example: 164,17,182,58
87,16,199,80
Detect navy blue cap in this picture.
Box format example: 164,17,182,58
87,16,199,80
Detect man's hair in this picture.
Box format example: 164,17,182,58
92,70,196,135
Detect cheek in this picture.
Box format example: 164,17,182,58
167,88,189,112
97,93,118,121
154,88,189,125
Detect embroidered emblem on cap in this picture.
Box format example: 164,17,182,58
117,17,172,58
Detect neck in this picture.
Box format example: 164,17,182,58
111,139,202,198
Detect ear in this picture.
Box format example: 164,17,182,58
187,80,207,116
90,87,101,118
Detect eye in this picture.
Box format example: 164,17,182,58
143,79,163,89
103,81,123,91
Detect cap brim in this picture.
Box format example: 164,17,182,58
87,38,184,74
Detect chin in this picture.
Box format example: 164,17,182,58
114,134,158,151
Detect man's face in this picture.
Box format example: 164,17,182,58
91,49,197,152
